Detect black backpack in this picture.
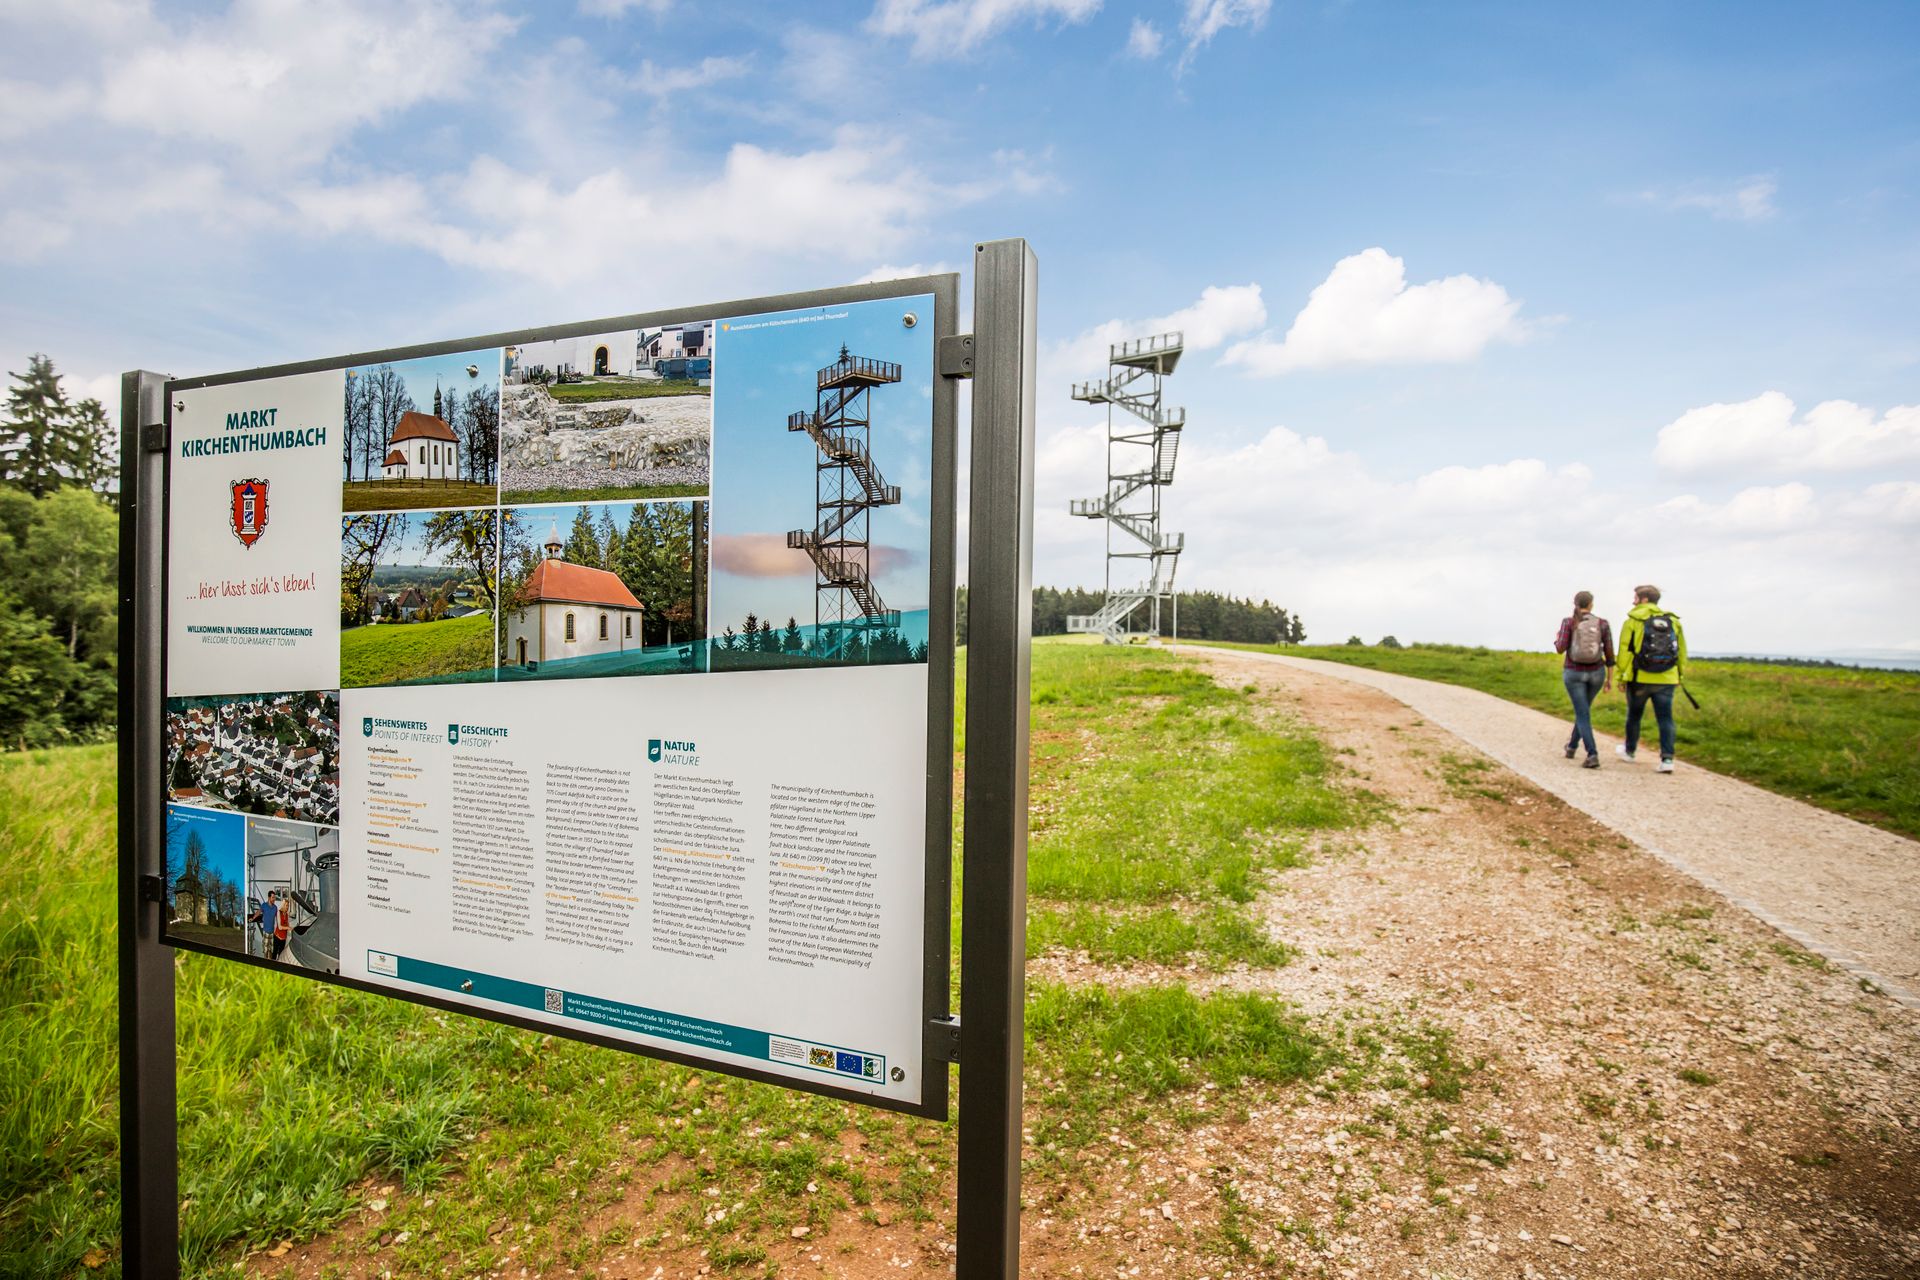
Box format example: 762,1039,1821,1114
1634,612,1679,674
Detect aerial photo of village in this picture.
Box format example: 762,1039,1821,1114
164,690,340,827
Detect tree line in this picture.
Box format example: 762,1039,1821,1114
0,356,119,748
957,587,1304,646
341,367,499,485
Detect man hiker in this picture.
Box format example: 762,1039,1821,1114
1615,583,1687,773
1554,590,1613,767
257,891,277,960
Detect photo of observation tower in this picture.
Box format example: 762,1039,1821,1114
706,296,935,671
785,344,904,655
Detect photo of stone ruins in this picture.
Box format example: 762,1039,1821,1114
498,321,713,502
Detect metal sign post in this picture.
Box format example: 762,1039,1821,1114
117,243,1035,1279
120,369,179,1279
956,237,1037,1280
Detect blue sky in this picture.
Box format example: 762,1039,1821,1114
5,1,1916,650
378,510,493,570
168,803,244,898
710,296,936,629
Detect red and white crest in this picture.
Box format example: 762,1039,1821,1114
229,478,270,548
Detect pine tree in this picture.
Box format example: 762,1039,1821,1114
565,504,601,567
1,354,113,498
597,508,619,570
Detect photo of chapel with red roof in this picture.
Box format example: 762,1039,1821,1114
503,522,646,667
342,346,500,512
497,499,708,681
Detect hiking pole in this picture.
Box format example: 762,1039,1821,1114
1679,682,1701,711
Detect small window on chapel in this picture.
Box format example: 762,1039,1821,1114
624,616,632,638
598,615,608,640
565,612,576,641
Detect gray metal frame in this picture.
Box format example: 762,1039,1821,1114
120,369,178,1280
122,247,1035,1277
956,238,1037,1279
143,273,958,1119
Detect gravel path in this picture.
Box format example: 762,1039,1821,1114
1216,649,1920,1005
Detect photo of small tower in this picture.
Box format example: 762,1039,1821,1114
784,344,903,657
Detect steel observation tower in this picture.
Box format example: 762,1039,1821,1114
786,345,903,655
1065,332,1186,643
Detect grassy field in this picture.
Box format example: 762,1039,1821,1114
1208,641,1920,841
341,479,498,512
545,380,709,402
3,641,1463,1277
340,613,495,687
500,482,708,503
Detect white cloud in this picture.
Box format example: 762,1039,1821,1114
854,262,960,283
1635,176,1778,222
1033,418,1920,652
629,55,750,97
288,132,955,292
1844,481,1920,526
1222,248,1528,375
867,0,1102,58
96,0,518,166
1178,0,1269,69
1653,391,1920,476
0,77,89,140
1409,459,1591,515
577,0,669,15
1649,483,1817,534
1048,283,1267,382
1125,18,1164,59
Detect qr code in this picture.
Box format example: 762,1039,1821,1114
543,988,564,1014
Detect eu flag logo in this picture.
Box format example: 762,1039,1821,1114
835,1051,862,1075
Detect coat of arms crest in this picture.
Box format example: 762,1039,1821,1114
229,478,269,548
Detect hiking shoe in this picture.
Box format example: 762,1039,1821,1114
1583,755,1600,769
1565,744,1577,759
1656,759,1675,774
1615,744,1635,762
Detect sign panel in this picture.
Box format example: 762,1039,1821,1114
158,280,956,1113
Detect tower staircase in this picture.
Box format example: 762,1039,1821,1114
1066,331,1189,644
786,347,904,657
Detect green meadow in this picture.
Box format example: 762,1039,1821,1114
339,612,495,688
5,642,1466,1277
545,379,709,402
1208,641,1920,841
340,479,499,512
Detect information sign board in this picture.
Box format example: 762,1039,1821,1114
154,277,958,1115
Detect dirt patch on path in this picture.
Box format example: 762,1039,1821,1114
1115,647,1920,1279
1223,649,1920,1002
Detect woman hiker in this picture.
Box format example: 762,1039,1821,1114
1554,590,1614,768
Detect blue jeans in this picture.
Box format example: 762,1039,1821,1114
1624,684,1676,760
1562,667,1605,758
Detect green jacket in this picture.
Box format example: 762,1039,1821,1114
1616,602,1686,686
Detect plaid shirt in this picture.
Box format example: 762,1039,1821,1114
1555,614,1614,672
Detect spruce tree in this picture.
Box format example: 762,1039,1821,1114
565,503,601,567
1,354,112,498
